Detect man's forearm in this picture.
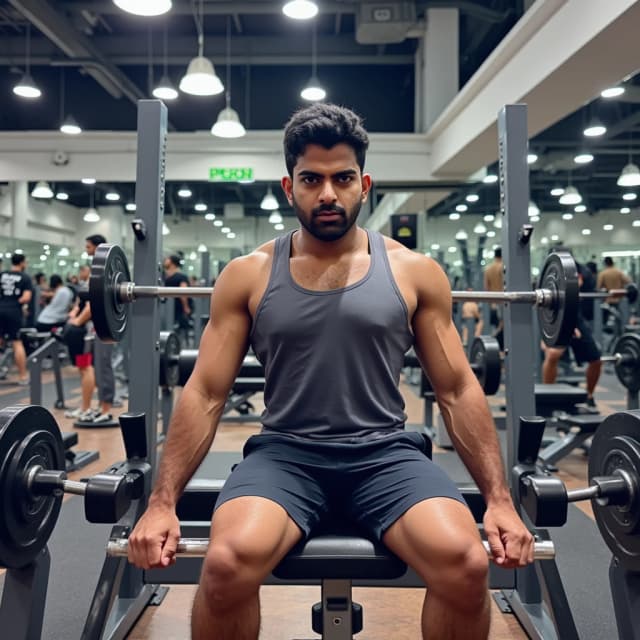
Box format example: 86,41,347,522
439,383,511,505
149,385,226,509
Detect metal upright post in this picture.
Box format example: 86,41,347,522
129,100,167,474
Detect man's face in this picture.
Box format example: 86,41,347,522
163,260,172,272
281,143,371,242
85,241,97,256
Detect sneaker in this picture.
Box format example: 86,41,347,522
64,407,84,419
584,397,599,413
17,378,29,386
79,409,100,422
92,412,113,424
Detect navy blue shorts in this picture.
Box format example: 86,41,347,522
569,321,601,365
214,430,466,542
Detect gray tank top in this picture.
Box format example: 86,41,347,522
250,229,413,440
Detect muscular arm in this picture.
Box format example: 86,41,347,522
148,257,252,510
412,259,510,506
179,280,191,315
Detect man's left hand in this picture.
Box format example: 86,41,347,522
483,501,534,568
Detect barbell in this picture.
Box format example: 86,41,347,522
88,245,585,347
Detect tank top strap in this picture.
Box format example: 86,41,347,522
271,230,295,281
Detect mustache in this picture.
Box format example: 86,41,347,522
313,205,346,216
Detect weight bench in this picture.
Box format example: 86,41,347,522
538,412,602,467
534,383,588,418
61,431,99,472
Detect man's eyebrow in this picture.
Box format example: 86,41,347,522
296,169,358,178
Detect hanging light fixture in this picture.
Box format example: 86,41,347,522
13,24,41,99
83,186,100,222
583,117,607,137
283,0,318,19
261,186,279,210
153,22,178,100
268,210,283,224
113,0,171,16
211,16,246,138
300,22,325,101
180,0,223,96
617,162,640,187
59,70,82,135
528,201,540,217
31,181,54,199
178,185,192,198
559,185,582,205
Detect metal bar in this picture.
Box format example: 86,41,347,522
579,289,629,299
451,290,540,303
565,485,599,502
61,479,87,495
106,537,556,560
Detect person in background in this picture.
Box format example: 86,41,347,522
163,254,194,347
30,272,48,322
483,247,504,349
0,253,33,384
597,256,631,326
36,274,74,332
461,289,483,347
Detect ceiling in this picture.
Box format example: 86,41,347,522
1,0,639,222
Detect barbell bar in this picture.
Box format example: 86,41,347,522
104,536,556,560
89,245,581,346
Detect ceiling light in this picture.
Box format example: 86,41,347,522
105,191,120,201
483,173,498,184
559,186,582,205
211,107,246,138
125,203,136,211
455,230,468,241
550,186,565,197
551,235,559,241
528,201,540,217
268,210,283,224
483,214,495,222
620,207,631,214
574,204,587,213
448,246,457,253
83,207,100,223
13,25,40,99
261,186,279,210
197,244,207,252
633,220,640,227
13,73,41,99
162,222,170,235
455,204,468,212
195,202,207,211
227,232,237,239
213,220,223,227
431,243,440,250
581,228,591,235
282,0,318,19
221,226,230,233
530,215,540,222
562,213,574,220
448,212,460,221
188,251,197,260
466,194,479,203
153,75,178,101
178,186,192,198
301,77,326,102
487,230,496,238
601,86,625,98
603,224,614,231
273,224,284,231
622,192,638,201
31,181,53,199
527,153,538,164
204,212,215,221
113,0,171,16
493,217,502,229
583,120,607,137
540,237,549,245
60,115,82,135
212,17,246,138
473,223,487,234
574,152,593,164
82,178,96,185
55,191,69,201
180,56,223,96
617,162,640,187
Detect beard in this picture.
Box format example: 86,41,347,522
292,196,362,242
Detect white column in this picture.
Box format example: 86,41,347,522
10,181,29,239
415,8,459,132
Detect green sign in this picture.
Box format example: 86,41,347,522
209,167,254,182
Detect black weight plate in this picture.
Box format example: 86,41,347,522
627,282,639,304
589,411,640,571
89,244,131,343
469,335,501,395
537,251,579,347
613,333,640,392
159,331,181,388
0,405,64,569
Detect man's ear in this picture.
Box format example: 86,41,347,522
281,176,293,205
361,174,372,202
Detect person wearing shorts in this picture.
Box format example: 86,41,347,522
126,104,534,640
0,253,32,384
542,258,602,410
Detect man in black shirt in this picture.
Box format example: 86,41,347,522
0,253,33,384
163,254,193,347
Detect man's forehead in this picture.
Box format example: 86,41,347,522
293,143,359,172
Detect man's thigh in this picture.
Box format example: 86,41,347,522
346,431,467,542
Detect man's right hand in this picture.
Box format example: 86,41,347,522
127,506,181,569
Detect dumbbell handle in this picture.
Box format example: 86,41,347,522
106,537,556,560
566,474,631,507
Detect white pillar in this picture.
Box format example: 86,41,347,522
415,8,459,132
10,181,29,239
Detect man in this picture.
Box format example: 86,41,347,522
0,253,32,384
597,256,631,328
483,247,504,349
461,288,483,347
163,254,193,347
35,274,74,332
542,255,602,410
128,103,533,640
